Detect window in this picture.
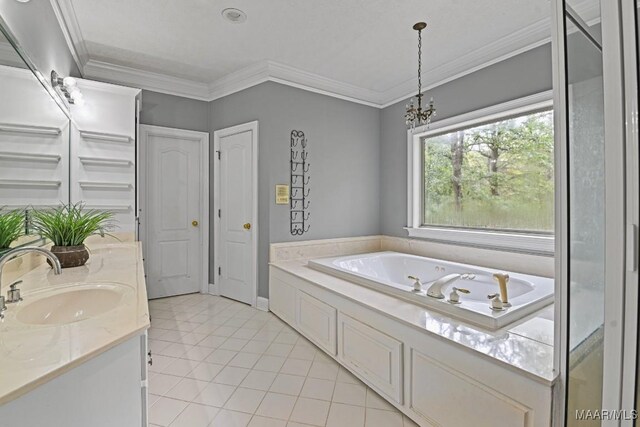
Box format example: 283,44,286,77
423,110,554,231
406,93,555,254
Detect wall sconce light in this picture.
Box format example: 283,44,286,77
51,70,85,106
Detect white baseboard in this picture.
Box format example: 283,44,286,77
257,297,269,312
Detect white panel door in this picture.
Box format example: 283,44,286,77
217,122,257,305
143,126,208,299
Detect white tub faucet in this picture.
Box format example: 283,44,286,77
427,273,464,299
407,275,423,292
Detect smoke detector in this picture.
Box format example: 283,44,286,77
222,8,247,23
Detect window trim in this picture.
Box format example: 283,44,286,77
406,90,555,256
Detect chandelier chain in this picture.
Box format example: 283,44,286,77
417,27,422,109
405,22,435,129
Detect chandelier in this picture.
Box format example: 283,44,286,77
405,22,436,129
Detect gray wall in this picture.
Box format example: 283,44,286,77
0,0,80,78
380,44,553,236
210,82,381,297
139,90,210,132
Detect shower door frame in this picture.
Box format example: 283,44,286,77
599,1,634,423
550,2,567,425
619,0,640,419
552,0,639,425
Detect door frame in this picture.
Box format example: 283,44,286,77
139,124,210,295
212,121,259,307
621,0,640,415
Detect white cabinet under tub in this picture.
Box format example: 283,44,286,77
296,290,337,355
338,313,403,405
409,348,529,427
269,266,554,427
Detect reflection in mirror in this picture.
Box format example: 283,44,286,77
0,31,70,253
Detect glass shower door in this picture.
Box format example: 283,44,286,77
562,1,606,425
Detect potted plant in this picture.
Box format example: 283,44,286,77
31,202,115,268
0,208,25,253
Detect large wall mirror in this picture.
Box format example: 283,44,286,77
0,25,71,254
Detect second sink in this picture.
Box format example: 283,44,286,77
16,283,129,326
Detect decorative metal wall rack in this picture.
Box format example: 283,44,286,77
290,130,310,235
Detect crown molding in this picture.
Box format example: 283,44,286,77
52,2,556,108
207,61,270,101
76,74,141,97
206,60,383,107
83,60,211,101
262,61,383,107
49,0,88,75
380,17,552,108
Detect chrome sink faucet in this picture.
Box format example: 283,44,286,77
0,247,62,319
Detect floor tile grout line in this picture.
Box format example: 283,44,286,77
149,295,407,427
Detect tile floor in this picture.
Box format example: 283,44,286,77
148,294,419,427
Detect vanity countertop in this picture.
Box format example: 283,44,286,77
270,259,556,386
0,242,149,405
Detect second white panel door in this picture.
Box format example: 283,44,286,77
143,125,207,299
217,123,256,305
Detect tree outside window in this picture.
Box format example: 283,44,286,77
422,110,554,233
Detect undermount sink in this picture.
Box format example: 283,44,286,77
16,283,129,326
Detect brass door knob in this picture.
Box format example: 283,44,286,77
192,220,199,227
243,223,251,230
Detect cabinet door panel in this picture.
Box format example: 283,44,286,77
410,349,529,427
269,275,296,324
338,313,403,404
296,291,337,355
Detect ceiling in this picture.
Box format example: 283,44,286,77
52,0,578,105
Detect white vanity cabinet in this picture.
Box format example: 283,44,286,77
269,266,554,427
0,331,149,427
70,79,141,235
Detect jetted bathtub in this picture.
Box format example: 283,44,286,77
307,251,554,330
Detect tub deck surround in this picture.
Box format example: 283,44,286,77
270,235,383,264
0,242,150,405
381,235,555,278
308,251,554,330
269,258,555,385
269,235,554,278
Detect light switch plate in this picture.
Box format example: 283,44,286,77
276,184,289,204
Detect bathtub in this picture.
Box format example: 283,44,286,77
307,251,554,330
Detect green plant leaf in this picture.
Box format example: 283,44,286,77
30,202,116,247
0,207,26,249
